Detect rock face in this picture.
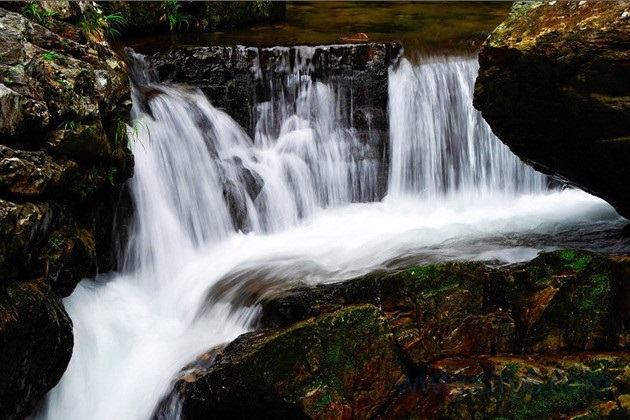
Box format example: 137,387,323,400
164,250,630,419
0,3,133,417
473,1,630,217
147,43,402,198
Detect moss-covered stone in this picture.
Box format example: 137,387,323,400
389,353,630,419
488,250,626,352
168,258,630,419
172,305,403,419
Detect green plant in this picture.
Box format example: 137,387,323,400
22,2,58,26
58,120,78,130
116,119,150,148
77,7,108,42
104,12,128,39
53,75,70,88
42,52,62,61
162,1,193,31
106,168,118,186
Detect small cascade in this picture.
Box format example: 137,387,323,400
388,57,549,200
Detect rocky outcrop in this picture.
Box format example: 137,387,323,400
147,42,402,198
164,250,630,418
0,3,133,417
474,1,630,218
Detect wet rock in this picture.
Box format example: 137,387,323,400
168,251,630,418
262,250,629,355
0,199,52,282
388,353,630,419
0,144,77,197
474,1,630,217
489,250,628,352
0,4,133,286
0,278,72,419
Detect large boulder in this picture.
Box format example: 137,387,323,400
473,1,630,217
0,2,134,417
163,250,630,418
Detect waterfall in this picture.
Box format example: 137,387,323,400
388,57,548,199
40,52,621,420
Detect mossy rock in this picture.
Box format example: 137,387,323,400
172,305,403,419
488,250,626,352
387,353,630,419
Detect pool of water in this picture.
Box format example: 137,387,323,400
120,1,510,55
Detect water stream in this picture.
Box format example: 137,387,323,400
40,52,626,420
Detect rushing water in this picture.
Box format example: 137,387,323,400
40,53,626,419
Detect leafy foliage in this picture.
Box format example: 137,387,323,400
162,1,193,31
22,2,58,26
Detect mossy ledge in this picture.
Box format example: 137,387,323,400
162,250,630,419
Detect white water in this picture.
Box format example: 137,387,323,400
40,54,624,420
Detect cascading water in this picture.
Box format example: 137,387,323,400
40,52,625,420
388,57,548,199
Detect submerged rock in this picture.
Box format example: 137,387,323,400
474,1,630,217
169,251,630,418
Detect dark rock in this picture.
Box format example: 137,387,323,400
0,200,52,282
474,1,630,218
0,279,72,419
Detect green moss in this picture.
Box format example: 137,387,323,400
311,390,336,412
559,249,592,271
404,263,483,295
512,385,593,419
504,362,520,380
41,52,63,62
576,274,611,313
236,305,396,411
